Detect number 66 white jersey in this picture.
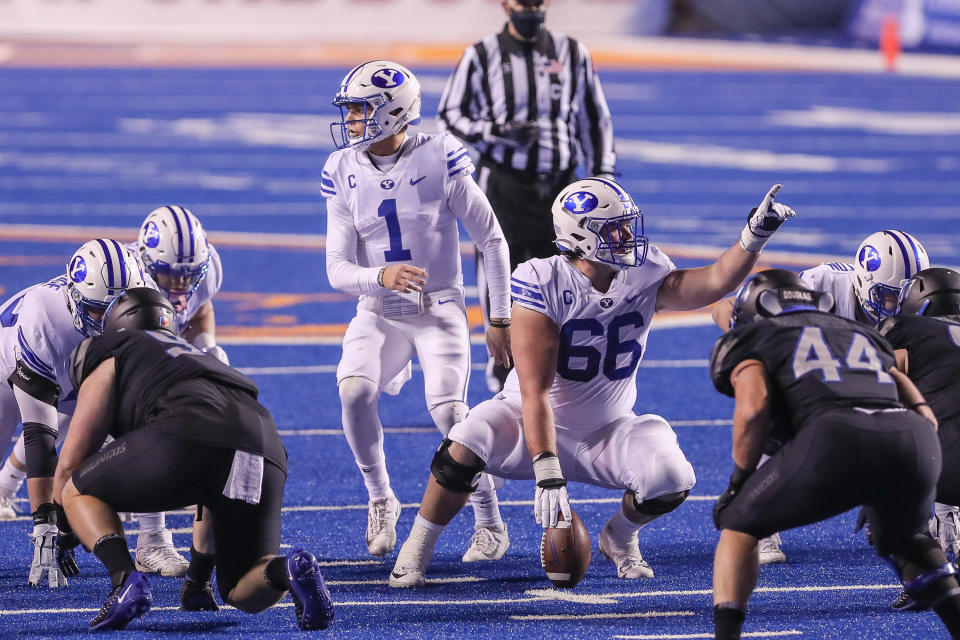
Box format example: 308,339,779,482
502,250,676,431
322,131,490,297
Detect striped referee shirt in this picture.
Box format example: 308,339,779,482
438,25,615,177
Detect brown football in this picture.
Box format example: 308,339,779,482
540,508,591,588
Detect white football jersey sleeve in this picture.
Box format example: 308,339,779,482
324,132,510,317
0,277,85,404
503,248,676,429
798,262,859,321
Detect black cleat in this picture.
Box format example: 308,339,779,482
180,577,219,611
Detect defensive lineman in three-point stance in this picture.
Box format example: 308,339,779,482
323,60,514,561
388,179,796,586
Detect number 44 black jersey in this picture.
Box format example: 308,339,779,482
69,329,284,468
711,311,901,441
880,314,960,422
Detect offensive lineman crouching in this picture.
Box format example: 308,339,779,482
51,288,333,631
710,270,960,640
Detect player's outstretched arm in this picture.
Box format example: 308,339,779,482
656,185,796,313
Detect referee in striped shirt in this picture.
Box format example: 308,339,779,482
438,0,616,390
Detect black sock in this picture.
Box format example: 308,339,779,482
93,534,135,589
186,546,216,585
714,604,746,640
264,556,290,591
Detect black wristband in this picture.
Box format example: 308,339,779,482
728,465,754,490
377,267,386,288
910,402,931,411
489,319,511,328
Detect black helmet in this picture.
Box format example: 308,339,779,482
102,287,176,333
897,268,960,317
730,268,835,329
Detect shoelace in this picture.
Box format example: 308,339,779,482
367,502,385,537
91,584,122,624
143,544,184,563
470,528,498,554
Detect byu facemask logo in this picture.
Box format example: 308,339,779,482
371,68,405,89
564,191,599,214
858,245,882,272
69,256,87,283
143,221,161,249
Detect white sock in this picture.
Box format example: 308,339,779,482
606,504,641,541
137,512,166,537
360,462,392,500
0,457,25,496
413,513,444,541
469,473,504,529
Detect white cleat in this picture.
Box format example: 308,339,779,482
598,522,654,579
0,492,20,521
135,529,189,577
389,538,429,588
758,532,787,565
461,523,509,562
366,494,401,556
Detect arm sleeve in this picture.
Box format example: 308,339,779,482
325,198,382,296
446,174,511,319
573,42,615,176
437,46,491,144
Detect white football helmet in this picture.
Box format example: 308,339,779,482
138,206,211,310
853,229,929,323
551,177,649,269
330,60,422,151
66,239,147,336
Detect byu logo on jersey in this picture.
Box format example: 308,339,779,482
599,298,613,308
564,191,599,214
380,179,396,190
858,245,882,272
371,68,405,89
142,221,161,249
69,256,87,283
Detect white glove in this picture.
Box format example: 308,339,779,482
203,345,229,365
532,452,572,528
739,184,796,253
29,523,69,588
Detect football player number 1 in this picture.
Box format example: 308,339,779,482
378,199,412,262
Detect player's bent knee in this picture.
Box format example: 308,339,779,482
634,489,689,516
431,439,485,494
338,376,379,409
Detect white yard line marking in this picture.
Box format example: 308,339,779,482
513,610,695,621
328,576,483,586
613,631,802,639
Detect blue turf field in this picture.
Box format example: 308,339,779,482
0,63,959,638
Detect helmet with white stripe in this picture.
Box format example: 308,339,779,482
66,239,147,336
138,206,211,311
853,229,930,324
330,60,422,151
551,177,649,269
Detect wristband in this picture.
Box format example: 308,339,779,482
489,319,511,328
728,464,754,491
910,402,931,411
532,452,566,488
377,267,386,288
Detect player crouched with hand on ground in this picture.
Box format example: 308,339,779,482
51,288,333,631
710,269,960,640
388,179,796,586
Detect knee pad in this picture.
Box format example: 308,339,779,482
23,422,57,478
633,489,689,516
888,533,960,607
428,401,468,435
338,376,379,409
430,439,485,494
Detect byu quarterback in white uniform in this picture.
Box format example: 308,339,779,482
0,240,147,586
324,60,513,561
389,178,797,587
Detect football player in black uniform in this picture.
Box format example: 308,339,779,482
50,288,334,631
880,267,960,611
709,269,960,640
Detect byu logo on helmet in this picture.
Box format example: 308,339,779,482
69,256,87,283
380,179,396,190
564,192,599,214
371,68,405,89
142,221,161,249
858,245,882,272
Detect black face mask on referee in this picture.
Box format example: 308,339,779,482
506,0,546,41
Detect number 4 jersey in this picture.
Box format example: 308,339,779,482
711,310,901,440
503,250,675,431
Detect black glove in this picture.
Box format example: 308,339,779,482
713,465,754,530
52,502,81,578
489,121,539,147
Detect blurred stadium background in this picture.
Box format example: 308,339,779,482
1,1,959,639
